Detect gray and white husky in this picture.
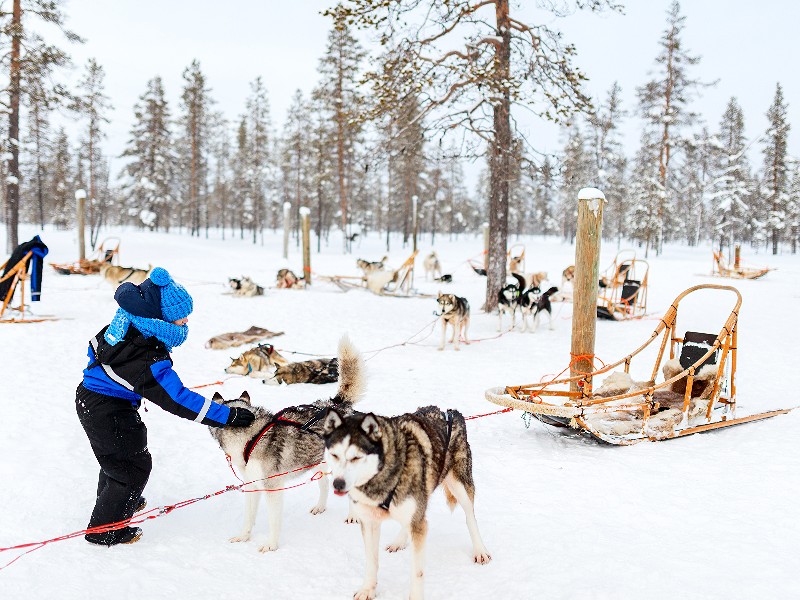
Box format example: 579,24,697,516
436,292,470,351
323,406,491,600
208,335,365,553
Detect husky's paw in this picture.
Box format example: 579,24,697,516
473,549,492,564
344,515,360,525
258,542,279,553
228,534,250,543
385,541,407,553
310,504,326,515
353,588,376,600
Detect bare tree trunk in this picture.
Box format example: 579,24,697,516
484,0,512,313
5,0,22,253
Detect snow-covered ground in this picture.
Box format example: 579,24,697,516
1,225,798,599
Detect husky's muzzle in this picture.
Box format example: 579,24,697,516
332,478,348,496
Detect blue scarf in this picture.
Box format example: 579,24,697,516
105,308,189,351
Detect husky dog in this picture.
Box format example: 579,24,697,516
497,275,522,332
100,263,152,287
264,358,339,386
508,254,524,274
513,271,548,290
205,326,283,350
518,285,559,332
423,252,442,281
436,293,470,351
225,344,290,377
562,265,575,286
276,268,303,289
209,336,365,553
434,273,452,283
229,276,265,297
322,405,491,600
356,256,388,278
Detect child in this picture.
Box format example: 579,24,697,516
76,267,254,546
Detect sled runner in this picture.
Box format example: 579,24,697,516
50,236,120,275
485,284,793,445
596,253,649,320
712,250,771,280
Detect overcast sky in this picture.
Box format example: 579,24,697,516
57,0,799,184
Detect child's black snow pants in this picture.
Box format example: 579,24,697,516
75,383,152,544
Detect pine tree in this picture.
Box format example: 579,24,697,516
530,157,557,236
760,83,791,255
628,132,662,254
242,76,273,244
709,98,751,252
177,60,212,235
314,22,367,252
637,0,707,254
787,166,799,254
207,111,231,238
279,89,314,245
48,127,72,228
1,0,81,252
558,125,594,243
674,128,714,246
120,76,176,230
74,58,112,248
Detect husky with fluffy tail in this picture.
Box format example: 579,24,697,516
208,335,365,553
323,405,491,600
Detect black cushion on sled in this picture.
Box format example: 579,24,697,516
620,279,641,304
679,331,719,370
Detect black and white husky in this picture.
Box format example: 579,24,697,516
435,292,470,351
497,274,524,331
208,336,364,552
323,405,491,600
518,285,559,332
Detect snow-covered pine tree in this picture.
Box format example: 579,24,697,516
628,132,662,254
636,0,707,254
177,60,212,236
760,83,791,255
279,89,313,246
47,127,72,229
74,58,111,248
120,76,176,231
314,22,366,252
674,128,714,246
22,72,51,229
787,165,799,254
207,112,231,239
230,117,250,239
588,82,628,244
443,145,474,240
558,124,594,243
709,97,751,253
530,157,557,237
242,76,273,244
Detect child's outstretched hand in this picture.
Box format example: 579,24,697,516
226,407,255,428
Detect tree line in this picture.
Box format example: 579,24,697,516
1,1,797,310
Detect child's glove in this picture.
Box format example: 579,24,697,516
226,407,255,427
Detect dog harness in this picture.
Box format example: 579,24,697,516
377,410,454,512
240,404,329,464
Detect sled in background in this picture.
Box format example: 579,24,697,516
712,247,772,280
1,236,56,323
596,251,649,320
50,236,120,275
485,284,793,445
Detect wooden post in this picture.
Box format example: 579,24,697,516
282,202,291,260
75,188,87,261
734,244,741,269
570,188,606,394
412,195,418,253
482,222,489,270
300,206,311,286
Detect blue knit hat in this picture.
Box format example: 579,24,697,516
149,267,193,322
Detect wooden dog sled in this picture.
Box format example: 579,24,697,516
486,284,792,445
50,237,120,275
712,250,771,280
596,252,649,321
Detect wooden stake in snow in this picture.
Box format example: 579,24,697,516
570,188,606,393
482,223,489,271
75,189,87,261
300,207,311,286
282,202,291,260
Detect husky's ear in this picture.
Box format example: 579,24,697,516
239,391,252,405
361,414,382,441
323,409,343,435
212,392,224,402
